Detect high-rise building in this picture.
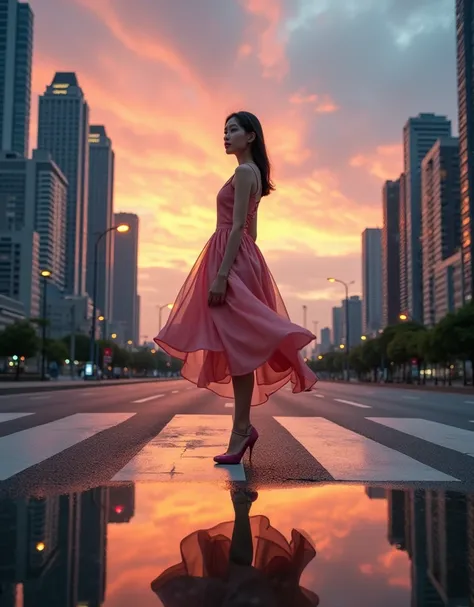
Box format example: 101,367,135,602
362,228,382,335
319,327,331,354
456,0,474,301
403,113,452,322
331,306,342,348
421,137,462,325
0,0,34,157
112,212,139,344
135,293,140,344
0,150,67,317
87,125,115,324
398,173,408,314
0,150,67,290
37,72,89,295
0,229,39,317
342,295,363,349
382,179,401,327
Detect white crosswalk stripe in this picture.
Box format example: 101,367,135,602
368,417,474,457
0,413,135,481
0,413,33,423
0,413,470,484
113,414,245,483
275,417,456,481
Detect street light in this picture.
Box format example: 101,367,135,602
361,335,367,341
399,313,408,321
157,303,174,332
327,277,353,381
40,270,52,381
89,224,130,377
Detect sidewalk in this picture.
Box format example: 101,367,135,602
321,379,474,394
0,377,177,396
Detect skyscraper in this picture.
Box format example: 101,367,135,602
362,228,382,335
403,113,452,323
87,125,115,323
382,179,401,327
456,0,474,300
37,72,89,295
112,212,139,344
0,0,33,157
398,173,408,314
421,137,461,325
331,306,342,348
0,229,39,317
0,150,67,316
342,295,363,349
319,327,331,354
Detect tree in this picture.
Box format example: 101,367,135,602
450,303,474,380
130,349,156,373
0,321,38,359
360,338,382,382
45,339,69,366
0,321,39,380
349,345,370,379
62,334,90,363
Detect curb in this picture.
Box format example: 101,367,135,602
0,377,178,396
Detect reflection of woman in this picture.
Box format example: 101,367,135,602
151,487,319,606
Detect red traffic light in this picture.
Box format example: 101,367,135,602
114,505,124,514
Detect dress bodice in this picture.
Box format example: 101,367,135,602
216,177,259,230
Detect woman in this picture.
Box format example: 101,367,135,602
154,111,317,465
150,486,320,606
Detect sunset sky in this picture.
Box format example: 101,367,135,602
29,0,457,341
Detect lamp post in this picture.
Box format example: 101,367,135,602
157,303,174,332
328,277,354,381
89,224,130,377
40,270,52,381
302,305,307,358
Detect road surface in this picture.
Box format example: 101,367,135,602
0,378,473,495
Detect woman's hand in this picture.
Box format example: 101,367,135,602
208,274,228,307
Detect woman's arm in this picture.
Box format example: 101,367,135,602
216,164,254,278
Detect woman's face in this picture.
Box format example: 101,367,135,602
224,117,252,155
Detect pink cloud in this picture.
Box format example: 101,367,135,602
350,144,403,181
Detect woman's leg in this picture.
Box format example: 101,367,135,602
226,372,254,453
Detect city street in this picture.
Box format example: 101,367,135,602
0,379,473,494
0,379,473,605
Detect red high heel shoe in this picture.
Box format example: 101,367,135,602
214,426,259,465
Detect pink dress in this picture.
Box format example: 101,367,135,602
154,170,317,406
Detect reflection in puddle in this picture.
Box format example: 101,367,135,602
0,484,471,606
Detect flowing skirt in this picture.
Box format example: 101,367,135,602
150,515,319,606
154,228,317,406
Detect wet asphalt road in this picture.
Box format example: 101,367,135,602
0,379,473,497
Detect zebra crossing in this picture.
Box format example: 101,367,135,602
0,411,471,485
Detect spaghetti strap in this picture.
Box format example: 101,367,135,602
245,162,261,199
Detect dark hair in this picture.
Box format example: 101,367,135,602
225,111,275,196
